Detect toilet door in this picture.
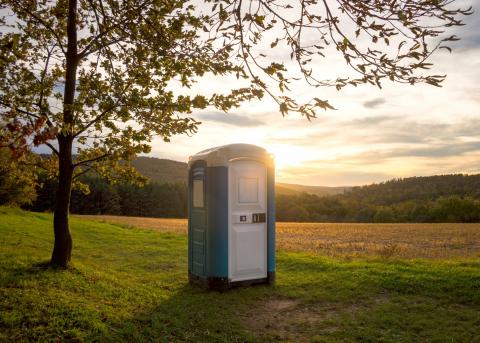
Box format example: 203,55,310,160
228,159,267,282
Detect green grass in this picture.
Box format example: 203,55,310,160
1,207,479,342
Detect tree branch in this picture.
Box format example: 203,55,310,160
38,46,55,128
73,166,94,180
45,142,59,156
73,153,109,167
0,101,40,119
12,0,67,55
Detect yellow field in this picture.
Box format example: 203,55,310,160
75,215,480,259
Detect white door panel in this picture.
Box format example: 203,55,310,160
229,160,267,282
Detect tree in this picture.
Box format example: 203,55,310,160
0,147,37,206
431,196,480,222
70,175,121,215
0,0,471,267
373,206,396,223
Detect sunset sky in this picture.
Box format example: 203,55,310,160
32,1,478,187
148,1,479,187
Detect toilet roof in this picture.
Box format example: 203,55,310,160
189,143,272,167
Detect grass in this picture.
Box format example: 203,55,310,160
1,208,479,342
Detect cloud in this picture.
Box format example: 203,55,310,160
278,165,394,186
265,130,339,146
197,112,265,127
345,114,399,128
448,2,480,51
363,97,386,109
393,141,480,158
147,4,480,187
338,117,480,146
314,141,480,168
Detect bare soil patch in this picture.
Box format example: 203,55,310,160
238,296,389,342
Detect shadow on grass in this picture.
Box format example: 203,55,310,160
0,260,49,281
0,260,88,288
101,254,480,341
93,282,256,342
3,254,479,342
88,257,479,341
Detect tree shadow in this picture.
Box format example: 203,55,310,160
1,259,47,278
0,259,81,288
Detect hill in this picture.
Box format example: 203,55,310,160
277,174,480,222
132,157,188,184
345,174,480,204
277,182,348,196
132,156,344,196
27,155,480,222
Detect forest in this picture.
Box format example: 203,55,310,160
276,174,480,222
27,174,188,219
2,148,479,223
22,173,480,223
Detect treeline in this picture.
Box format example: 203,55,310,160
26,174,187,218
277,174,480,222
7,156,480,223
276,193,480,222
24,173,480,223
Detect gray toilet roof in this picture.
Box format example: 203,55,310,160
189,143,272,167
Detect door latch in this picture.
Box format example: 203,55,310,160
252,213,266,223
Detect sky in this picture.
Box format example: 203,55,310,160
147,1,480,187
22,1,479,187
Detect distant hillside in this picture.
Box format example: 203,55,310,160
132,156,345,196
277,173,480,222
344,174,480,204
132,157,188,184
277,183,348,197
29,155,480,222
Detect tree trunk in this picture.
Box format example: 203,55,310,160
50,0,77,268
50,137,74,267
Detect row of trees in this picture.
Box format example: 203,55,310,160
27,174,187,219
276,193,480,223
15,171,480,223
339,175,480,204
277,174,480,222
2,147,480,223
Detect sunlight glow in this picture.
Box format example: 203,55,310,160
268,145,310,171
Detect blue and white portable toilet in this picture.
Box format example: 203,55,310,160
188,144,275,290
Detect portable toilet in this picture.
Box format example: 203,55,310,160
188,144,275,290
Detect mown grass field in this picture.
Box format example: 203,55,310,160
1,208,480,342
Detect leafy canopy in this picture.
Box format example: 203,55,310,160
0,148,37,206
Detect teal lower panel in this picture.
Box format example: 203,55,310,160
206,166,229,278
192,261,204,275
190,209,206,277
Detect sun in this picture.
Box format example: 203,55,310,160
268,145,310,171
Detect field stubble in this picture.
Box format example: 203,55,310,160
76,215,480,259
